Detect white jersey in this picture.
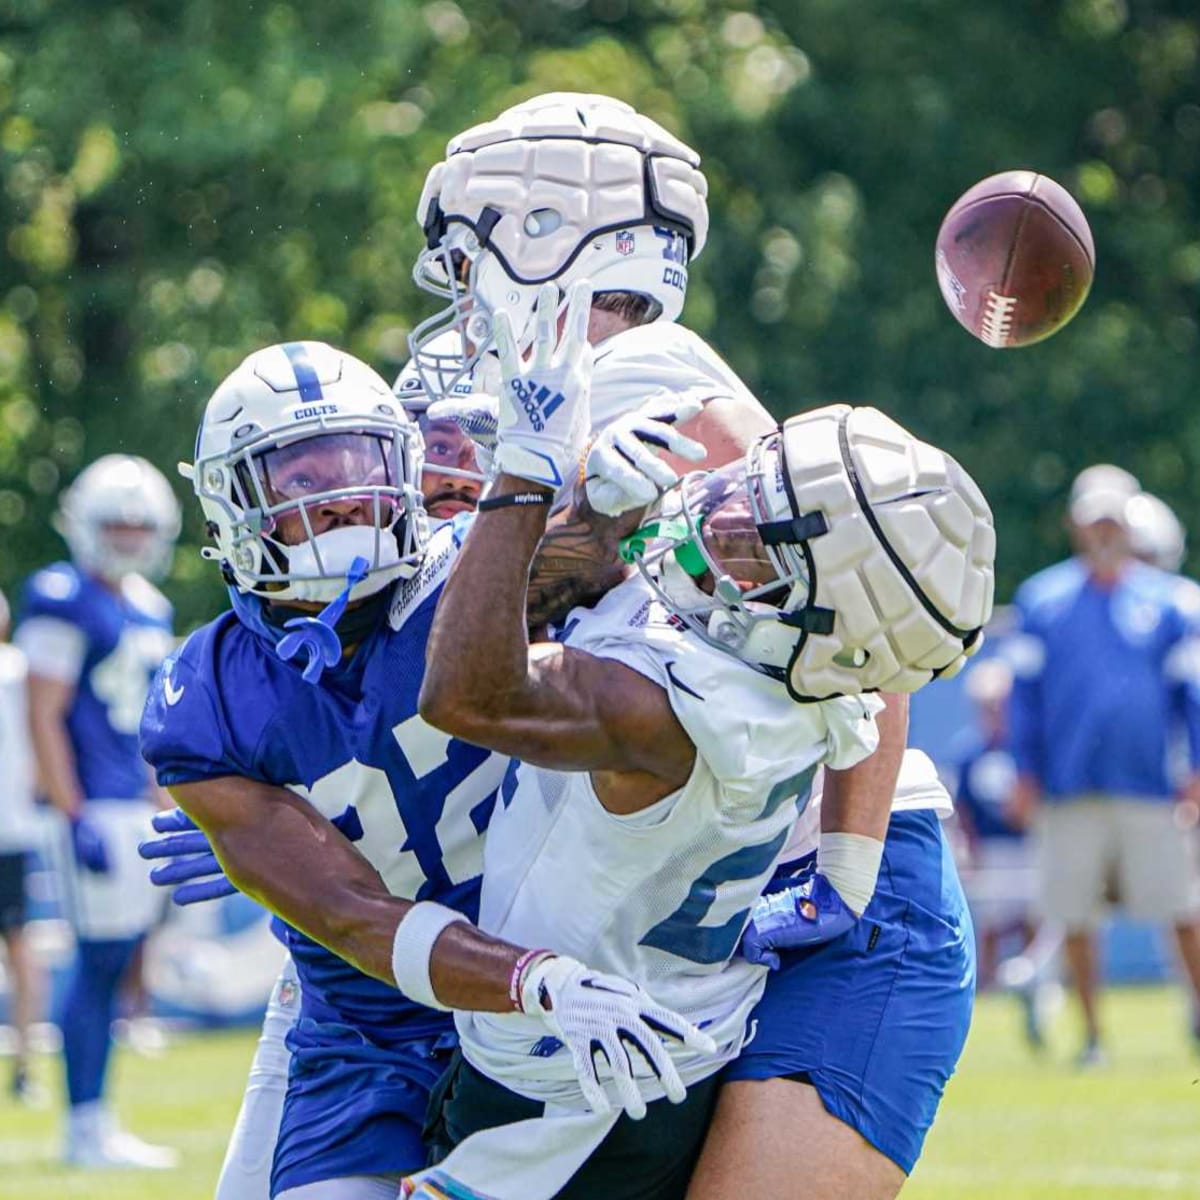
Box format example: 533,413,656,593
0,643,37,852
781,749,955,865
590,320,762,431
456,573,882,1106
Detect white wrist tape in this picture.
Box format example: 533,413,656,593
818,832,885,917
390,901,470,1012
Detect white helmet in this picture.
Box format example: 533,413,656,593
187,341,427,604
1125,491,1185,572
410,92,709,397
624,405,995,700
55,454,181,583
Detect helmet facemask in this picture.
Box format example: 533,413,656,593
195,416,427,604
623,406,995,701
621,457,834,686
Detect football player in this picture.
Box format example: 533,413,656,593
188,366,490,1200
15,455,180,1167
410,92,983,1198
0,587,42,1105
138,342,712,1200
408,280,994,1200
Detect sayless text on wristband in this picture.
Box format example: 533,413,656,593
477,491,552,512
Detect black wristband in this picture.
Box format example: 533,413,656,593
477,490,553,512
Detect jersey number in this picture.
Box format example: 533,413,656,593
639,767,817,965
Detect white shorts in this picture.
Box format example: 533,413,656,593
1036,796,1200,930
56,800,162,940
959,838,1037,929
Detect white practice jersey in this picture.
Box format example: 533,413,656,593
457,573,882,1106
0,643,36,852
589,320,763,432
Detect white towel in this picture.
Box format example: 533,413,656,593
402,1106,618,1200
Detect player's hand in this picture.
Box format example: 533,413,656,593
69,814,110,874
517,954,717,1120
585,392,707,517
424,394,499,477
493,281,594,497
740,869,857,969
137,808,237,906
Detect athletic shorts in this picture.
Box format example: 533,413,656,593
423,1048,720,1200
723,808,975,1175
271,1019,457,1198
0,851,29,932
56,800,161,940
1036,795,1200,928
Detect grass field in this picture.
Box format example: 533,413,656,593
1,987,1198,1200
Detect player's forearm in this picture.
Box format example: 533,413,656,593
526,481,640,630
27,710,84,818
422,473,549,729
820,692,908,841
169,777,526,1011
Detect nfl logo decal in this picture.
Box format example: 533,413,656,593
616,229,635,256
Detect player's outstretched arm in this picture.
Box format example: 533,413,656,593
165,773,714,1117
420,282,694,804
740,693,907,966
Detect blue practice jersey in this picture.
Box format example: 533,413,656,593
952,730,1022,842
17,561,173,801
140,531,508,1046
1007,558,1200,800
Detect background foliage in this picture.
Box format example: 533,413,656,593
1,0,1197,628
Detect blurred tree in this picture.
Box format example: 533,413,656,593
0,0,1196,628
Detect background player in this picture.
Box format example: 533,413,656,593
15,454,179,1167
0,587,43,1106
1007,465,1200,1064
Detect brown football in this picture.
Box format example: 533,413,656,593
935,170,1095,348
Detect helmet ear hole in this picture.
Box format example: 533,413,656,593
833,646,869,669
523,208,563,237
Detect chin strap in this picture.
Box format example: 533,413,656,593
275,556,370,685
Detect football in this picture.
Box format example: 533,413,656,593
934,170,1095,348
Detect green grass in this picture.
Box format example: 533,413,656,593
1,987,1198,1199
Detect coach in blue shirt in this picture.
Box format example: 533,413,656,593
1006,466,1200,1064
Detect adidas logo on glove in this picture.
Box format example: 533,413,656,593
510,378,566,432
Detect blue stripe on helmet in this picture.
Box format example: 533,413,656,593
281,342,324,402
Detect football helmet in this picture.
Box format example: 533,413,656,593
410,92,708,398
55,454,181,583
187,341,427,604
1125,491,1185,572
393,328,488,498
624,405,995,700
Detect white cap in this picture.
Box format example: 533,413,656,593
1069,463,1140,505
1069,463,1139,528
1125,491,1185,572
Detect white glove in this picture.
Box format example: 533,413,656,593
519,954,717,1120
493,281,594,497
585,392,707,517
425,394,499,476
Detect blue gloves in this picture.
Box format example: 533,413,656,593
137,808,236,906
739,869,859,969
69,815,110,874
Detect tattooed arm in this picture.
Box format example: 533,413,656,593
526,483,643,630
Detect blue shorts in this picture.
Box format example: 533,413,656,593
271,1017,457,1196
723,808,975,1174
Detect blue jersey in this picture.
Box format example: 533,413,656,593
139,533,508,1047
1007,558,1200,800
17,561,173,801
952,731,1022,842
